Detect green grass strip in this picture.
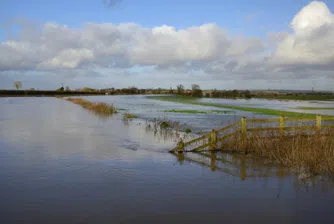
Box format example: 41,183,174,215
148,95,334,118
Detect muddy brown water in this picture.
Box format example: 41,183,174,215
1,96,334,223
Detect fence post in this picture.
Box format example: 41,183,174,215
209,129,217,150
177,139,184,153
316,115,322,135
241,117,247,150
280,115,285,137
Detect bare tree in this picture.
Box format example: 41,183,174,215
191,84,203,97
176,84,185,95
14,81,22,90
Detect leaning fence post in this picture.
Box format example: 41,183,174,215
241,117,247,150
316,114,322,135
209,129,217,150
280,115,285,137
177,139,184,153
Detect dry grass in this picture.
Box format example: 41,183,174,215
232,128,334,176
66,97,117,115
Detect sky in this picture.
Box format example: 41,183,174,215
0,0,334,90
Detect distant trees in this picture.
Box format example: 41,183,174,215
191,84,203,97
176,84,185,95
65,86,71,92
14,81,22,90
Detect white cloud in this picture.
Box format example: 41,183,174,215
272,1,334,68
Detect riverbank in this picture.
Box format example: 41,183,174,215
148,95,334,118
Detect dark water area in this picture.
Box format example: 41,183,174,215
1,97,334,223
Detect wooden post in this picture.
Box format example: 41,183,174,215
209,129,217,150
280,115,285,137
316,115,322,135
240,156,246,181
177,139,184,153
241,117,247,150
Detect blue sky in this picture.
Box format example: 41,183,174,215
1,0,334,90
3,0,332,35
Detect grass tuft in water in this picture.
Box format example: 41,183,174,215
66,98,117,115
160,121,170,129
123,113,137,119
185,128,192,133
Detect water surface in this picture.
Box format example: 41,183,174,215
1,97,334,223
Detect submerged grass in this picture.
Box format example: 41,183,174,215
66,98,117,115
163,109,234,114
149,95,334,118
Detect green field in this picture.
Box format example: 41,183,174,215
149,95,334,118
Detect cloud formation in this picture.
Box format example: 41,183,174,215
1,1,334,89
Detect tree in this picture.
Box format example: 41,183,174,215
65,86,71,92
57,86,64,92
191,84,203,97
14,81,22,90
176,84,185,95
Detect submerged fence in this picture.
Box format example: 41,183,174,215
170,115,334,153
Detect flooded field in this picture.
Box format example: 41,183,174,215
1,96,334,223
199,97,334,116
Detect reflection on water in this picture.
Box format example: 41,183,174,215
1,97,334,223
173,150,334,193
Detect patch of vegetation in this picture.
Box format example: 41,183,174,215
148,95,334,119
297,107,334,110
66,98,117,115
123,113,137,119
185,128,192,133
160,121,170,129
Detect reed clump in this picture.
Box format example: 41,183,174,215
233,128,334,176
66,98,117,115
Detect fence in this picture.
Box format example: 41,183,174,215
170,115,334,153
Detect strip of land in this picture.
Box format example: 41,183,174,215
148,95,334,118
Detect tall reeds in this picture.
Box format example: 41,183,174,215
233,128,334,176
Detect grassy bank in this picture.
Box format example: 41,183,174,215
149,95,334,118
66,98,117,115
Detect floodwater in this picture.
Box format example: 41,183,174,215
199,97,334,116
1,96,334,223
